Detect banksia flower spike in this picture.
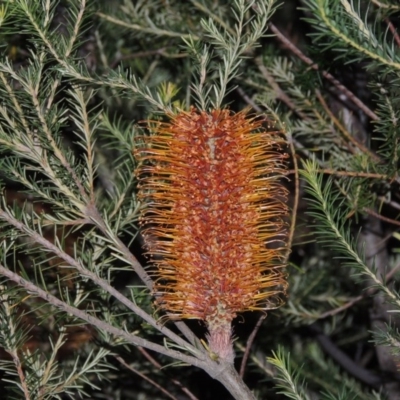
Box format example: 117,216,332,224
136,107,289,362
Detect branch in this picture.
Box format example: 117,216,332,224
0,265,256,400
269,22,379,121
0,207,196,353
254,57,311,121
315,90,381,163
96,11,196,40
137,347,200,400
114,355,179,400
239,313,266,378
0,264,206,369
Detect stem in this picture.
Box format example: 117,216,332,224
213,363,257,400
114,355,179,400
239,313,266,378
8,350,30,400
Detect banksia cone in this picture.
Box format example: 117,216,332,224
136,108,289,362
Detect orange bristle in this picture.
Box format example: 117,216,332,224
136,107,289,361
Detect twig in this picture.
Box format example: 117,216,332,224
84,204,153,289
314,165,400,227
8,350,31,400
138,347,200,400
239,313,267,378
318,262,400,319
109,48,186,69
236,343,274,377
236,87,262,113
363,207,400,227
269,23,379,121
311,327,382,388
381,198,400,211
23,2,90,203
315,90,381,163
385,18,400,48
318,295,364,319
114,355,179,400
316,169,393,180
96,12,196,40
386,261,400,282
45,0,86,110
38,218,91,227
254,58,311,121
191,0,235,36
371,0,400,10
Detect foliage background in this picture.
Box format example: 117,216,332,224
0,0,399,399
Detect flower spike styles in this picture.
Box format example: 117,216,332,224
136,108,289,362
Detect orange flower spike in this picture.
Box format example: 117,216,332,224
136,108,289,362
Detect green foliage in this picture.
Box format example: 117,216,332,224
267,347,309,400
302,0,400,69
